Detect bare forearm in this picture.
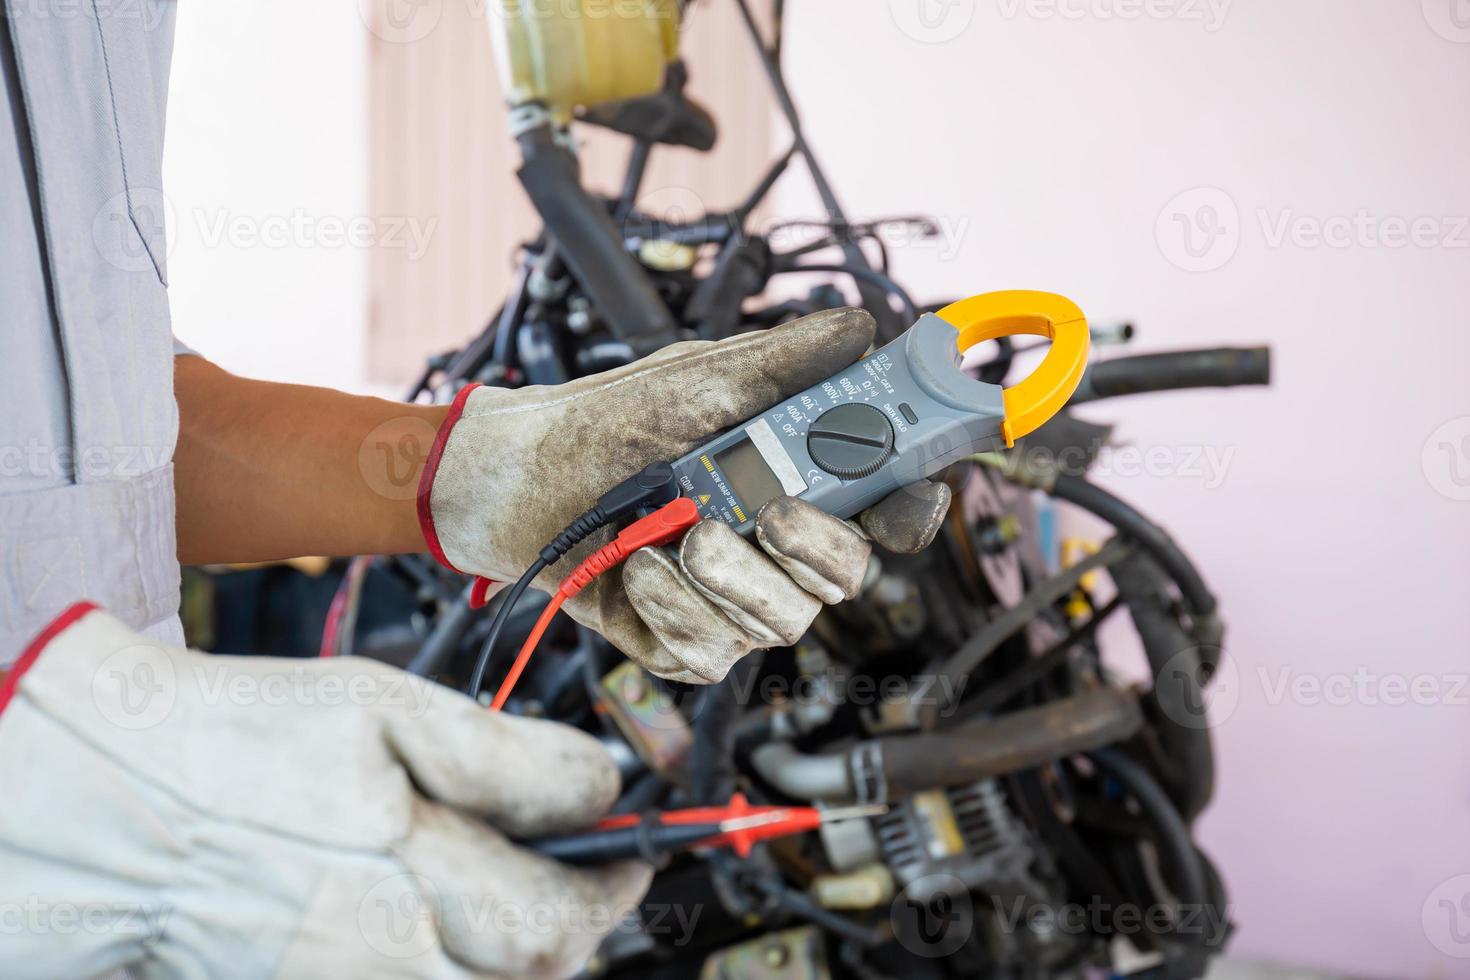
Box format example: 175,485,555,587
173,356,447,565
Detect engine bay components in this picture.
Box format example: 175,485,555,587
810,865,895,911
315,2,1271,974
600,659,693,776
698,927,830,980
872,781,1042,904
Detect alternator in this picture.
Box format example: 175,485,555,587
873,780,1042,904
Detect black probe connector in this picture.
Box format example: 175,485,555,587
537,461,679,565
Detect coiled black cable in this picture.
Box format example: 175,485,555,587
1049,475,1217,621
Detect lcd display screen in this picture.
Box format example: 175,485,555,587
714,438,786,514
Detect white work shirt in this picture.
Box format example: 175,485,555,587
1,2,185,662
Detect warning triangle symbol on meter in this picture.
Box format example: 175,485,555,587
697,494,711,505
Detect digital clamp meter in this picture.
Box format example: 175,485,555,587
671,291,1091,535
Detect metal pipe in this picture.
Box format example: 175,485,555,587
514,124,678,352
750,742,852,801
405,588,479,677
731,0,903,339
751,687,1142,803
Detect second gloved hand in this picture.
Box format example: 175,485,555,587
419,309,952,684
0,606,648,980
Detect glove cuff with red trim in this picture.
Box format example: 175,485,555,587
415,381,483,576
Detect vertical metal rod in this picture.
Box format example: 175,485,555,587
617,139,653,219
732,0,904,339
735,144,796,225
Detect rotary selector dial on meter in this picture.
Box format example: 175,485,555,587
806,403,896,479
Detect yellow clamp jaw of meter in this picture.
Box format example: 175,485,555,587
936,291,1090,447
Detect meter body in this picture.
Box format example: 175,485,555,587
671,291,1090,536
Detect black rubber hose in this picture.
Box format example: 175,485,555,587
931,537,1134,717
1088,749,1213,951
772,263,918,323
745,875,887,948
1069,347,1270,405
751,686,1142,801
1049,475,1217,622
687,652,764,805
405,588,479,677
515,124,679,352
946,597,1123,726
1110,551,1216,822
880,687,1143,795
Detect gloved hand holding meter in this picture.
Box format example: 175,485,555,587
418,290,1089,706
1,290,1085,980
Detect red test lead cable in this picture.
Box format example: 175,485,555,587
528,794,890,864
488,497,701,711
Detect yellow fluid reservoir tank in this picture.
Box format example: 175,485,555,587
487,0,683,121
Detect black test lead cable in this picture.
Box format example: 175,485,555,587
465,462,679,700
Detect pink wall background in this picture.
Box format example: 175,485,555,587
764,2,1470,976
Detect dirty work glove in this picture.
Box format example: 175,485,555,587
0,604,650,980
419,309,952,684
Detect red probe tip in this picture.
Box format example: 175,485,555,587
590,794,889,857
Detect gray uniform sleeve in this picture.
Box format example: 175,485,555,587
173,335,198,357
